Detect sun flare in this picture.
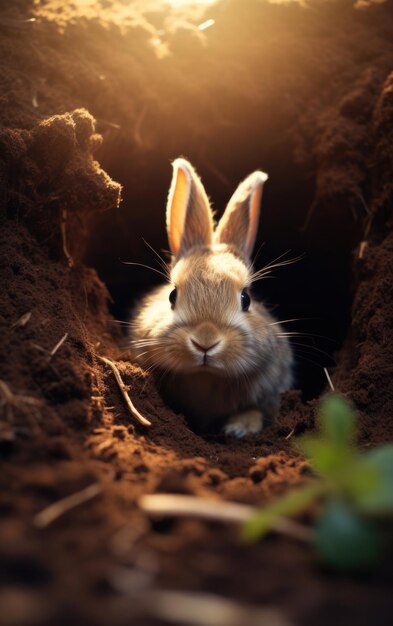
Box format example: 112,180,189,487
168,0,216,5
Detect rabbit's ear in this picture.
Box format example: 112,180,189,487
166,158,213,257
215,171,268,259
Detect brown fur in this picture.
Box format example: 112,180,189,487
130,160,292,436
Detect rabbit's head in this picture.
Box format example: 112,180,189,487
133,158,279,379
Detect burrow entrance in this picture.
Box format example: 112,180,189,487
85,118,355,402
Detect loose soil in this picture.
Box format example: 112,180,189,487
0,1,392,625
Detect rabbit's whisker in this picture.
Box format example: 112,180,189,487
290,351,325,369
142,238,171,279
130,339,163,346
249,252,304,283
276,331,336,343
134,346,164,360
119,260,169,281
268,318,304,327
129,337,169,345
285,341,336,364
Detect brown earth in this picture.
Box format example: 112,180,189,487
0,1,392,625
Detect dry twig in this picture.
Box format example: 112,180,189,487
49,332,68,359
138,589,293,626
323,367,335,392
285,427,295,440
0,16,36,29
97,355,151,427
96,439,116,453
11,311,32,329
198,19,215,32
31,87,38,108
97,118,121,130
31,343,49,354
34,483,102,529
139,494,312,543
358,240,368,259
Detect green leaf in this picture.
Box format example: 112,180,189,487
357,445,393,514
243,483,324,541
297,439,382,506
296,394,359,486
318,394,356,446
315,500,383,571
343,458,380,506
297,437,356,480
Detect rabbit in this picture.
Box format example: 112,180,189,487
130,158,293,437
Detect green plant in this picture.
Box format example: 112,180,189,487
243,394,393,570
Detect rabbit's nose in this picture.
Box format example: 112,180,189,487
191,338,220,354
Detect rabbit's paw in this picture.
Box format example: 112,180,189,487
224,409,263,438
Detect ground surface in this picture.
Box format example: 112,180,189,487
0,1,393,625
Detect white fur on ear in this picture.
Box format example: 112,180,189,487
166,158,213,257
215,170,268,259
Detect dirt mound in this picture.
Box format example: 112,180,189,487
0,1,393,625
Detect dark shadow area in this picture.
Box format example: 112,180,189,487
87,134,355,400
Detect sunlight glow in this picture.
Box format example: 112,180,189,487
168,0,216,6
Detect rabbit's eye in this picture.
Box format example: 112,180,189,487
241,289,250,312
169,288,177,307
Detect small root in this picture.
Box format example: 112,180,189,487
34,483,102,529
11,311,32,329
97,355,151,427
49,332,68,359
358,241,368,259
137,589,292,626
96,439,116,453
97,118,121,130
139,494,312,543
30,334,68,361
31,86,38,108
285,427,295,441
198,18,216,31
61,209,75,268
31,343,48,354
0,379,42,421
